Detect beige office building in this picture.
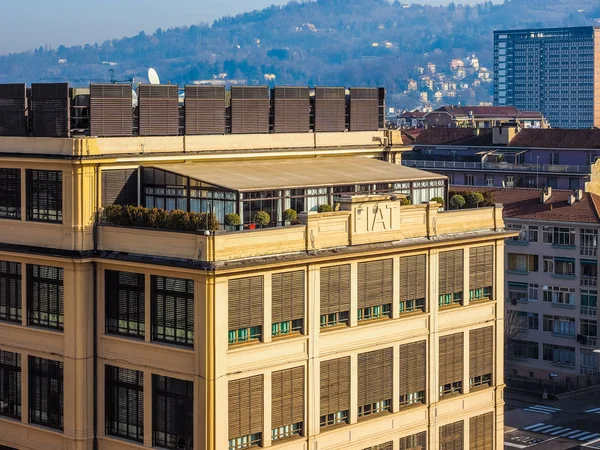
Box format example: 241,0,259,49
0,128,510,450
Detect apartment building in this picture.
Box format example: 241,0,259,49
0,82,510,450
493,27,600,129
460,186,600,384
423,106,547,129
402,126,600,190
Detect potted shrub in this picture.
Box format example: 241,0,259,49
253,210,271,228
283,208,297,226
317,204,333,213
224,213,242,231
466,192,485,208
430,196,444,207
450,194,465,209
400,198,411,206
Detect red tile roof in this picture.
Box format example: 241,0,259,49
411,128,493,146
453,187,600,223
400,111,427,118
509,129,600,149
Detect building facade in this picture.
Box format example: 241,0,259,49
402,127,600,190
0,130,511,450
493,27,600,129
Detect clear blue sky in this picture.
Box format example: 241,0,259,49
0,0,487,55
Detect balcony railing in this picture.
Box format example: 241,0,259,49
581,246,598,257
402,160,590,174
581,275,598,287
581,306,598,317
582,336,598,347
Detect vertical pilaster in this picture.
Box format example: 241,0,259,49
263,371,272,448
263,274,272,343
463,247,470,307
463,329,470,395
21,263,27,327
143,368,153,446
145,274,151,343
20,168,26,222
350,353,358,424
21,350,28,425
392,257,400,319
428,248,440,450
350,262,358,327
195,273,208,450
213,277,228,450
307,265,321,438
392,345,400,412
495,240,506,450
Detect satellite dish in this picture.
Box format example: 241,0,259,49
132,90,138,108
148,68,160,85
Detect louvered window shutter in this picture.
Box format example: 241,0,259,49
272,271,305,323
439,333,464,386
358,348,393,407
399,431,427,450
439,250,464,296
320,265,351,315
469,412,493,450
440,420,464,450
470,327,494,380
228,375,263,440
357,259,393,309
271,366,304,429
228,276,264,330
399,341,426,399
320,357,350,417
469,246,494,292
399,254,426,301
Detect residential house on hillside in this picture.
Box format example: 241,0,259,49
423,105,548,129
402,127,600,190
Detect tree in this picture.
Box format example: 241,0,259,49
450,194,465,209
467,192,485,208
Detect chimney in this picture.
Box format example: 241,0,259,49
540,186,552,204
575,189,583,201
568,194,576,205
493,123,519,145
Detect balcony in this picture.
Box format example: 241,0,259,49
580,336,598,348
580,246,597,257
401,159,590,174
581,306,597,317
97,200,507,263
581,275,598,287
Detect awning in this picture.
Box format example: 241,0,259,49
554,257,575,263
581,259,597,265
508,282,528,289
151,157,446,192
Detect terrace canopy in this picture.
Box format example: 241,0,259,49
143,156,446,226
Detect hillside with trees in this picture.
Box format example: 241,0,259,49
0,0,598,108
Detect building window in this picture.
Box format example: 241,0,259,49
320,410,348,428
152,375,194,450
0,350,21,420
542,286,575,306
399,254,426,314
515,311,538,330
400,298,425,313
508,339,538,360
229,434,262,450
439,333,463,398
543,344,575,366
320,357,350,429
543,226,575,246
27,264,64,330
271,366,304,440
543,315,575,336
555,258,575,276
272,423,303,441
105,270,145,339
228,276,263,345
465,174,474,186
271,271,305,337
543,256,554,274
358,348,393,419
581,319,598,345
0,261,21,323
105,366,143,442
26,170,62,223
399,341,426,407
358,400,391,418
507,253,538,272
581,349,599,375
439,250,464,308
0,169,21,219
581,229,598,256
29,356,63,430
358,304,391,321
439,292,462,307
320,264,350,328
151,276,194,347
229,375,263,449
507,224,538,242
581,290,597,316
440,382,462,396
470,286,492,301
469,327,493,390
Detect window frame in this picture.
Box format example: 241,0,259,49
105,270,145,339
26,169,63,223
357,304,391,322
27,264,64,330
151,275,194,347
0,350,21,421
0,168,21,220
152,375,194,450
320,311,349,328
105,365,144,442
0,261,21,324
28,356,63,431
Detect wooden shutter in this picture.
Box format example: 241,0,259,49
357,348,393,407
399,341,426,398
399,431,427,450
469,246,494,291
272,366,304,429
439,333,463,386
320,264,351,315
228,375,263,440
101,169,138,207
469,412,493,450
440,420,464,450
320,357,350,417
399,254,426,301
362,442,393,450
357,259,393,309
439,250,464,296
470,327,494,380
228,276,263,330
272,271,305,323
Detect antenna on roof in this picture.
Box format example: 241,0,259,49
148,68,161,85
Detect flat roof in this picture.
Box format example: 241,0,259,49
152,157,445,191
